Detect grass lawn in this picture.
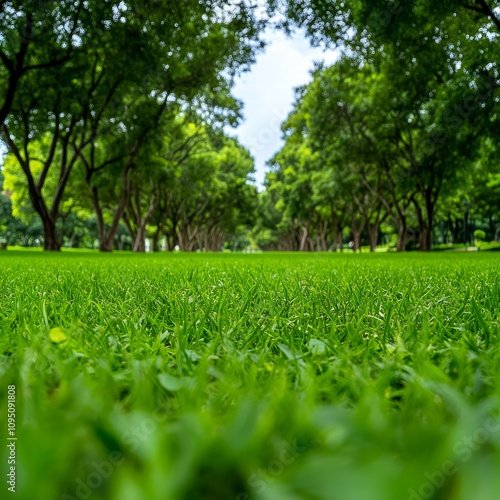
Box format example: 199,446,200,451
1,251,499,500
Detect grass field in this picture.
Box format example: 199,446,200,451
1,251,499,500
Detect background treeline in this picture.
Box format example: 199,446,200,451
0,0,262,251
1,1,500,251
257,0,500,252
1,122,257,252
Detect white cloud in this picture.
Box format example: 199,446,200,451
229,28,340,187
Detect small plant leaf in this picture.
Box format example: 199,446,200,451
158,373,186,392
49,327,67,344
308,338,326,355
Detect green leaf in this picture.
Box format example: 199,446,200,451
158,373,193,392
49,327,67,344
308,338,326,356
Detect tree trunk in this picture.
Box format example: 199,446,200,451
317,219,328,251
99,238,114,252
152,227,161,252
133,232,146,252
448,216,457,244
178,228,186,250
351,214,365,253
90,184,120,252
333,231,344,252
440,220,446,245
132,192,157,252
412,197,427,251
464,211,470,245
420,228,431,251
423,190,434,252
299,224,309,252
368,224,379,252
396,220,407,252
331,220,340,252
352,230,362,252
43,218,61,251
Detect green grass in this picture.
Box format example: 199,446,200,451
1,251,499,500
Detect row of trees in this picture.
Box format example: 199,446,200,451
0,0,263,251
2,1,500,252
254,0,500,251
2,120,257,251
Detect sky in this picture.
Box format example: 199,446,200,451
229,28,339,188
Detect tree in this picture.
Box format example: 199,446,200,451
280,46,491,250
1,0,265,250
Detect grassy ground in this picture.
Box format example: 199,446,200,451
0,251,499,500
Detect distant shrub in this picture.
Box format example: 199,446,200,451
474,229,486,243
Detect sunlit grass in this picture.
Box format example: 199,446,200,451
0,252,499,500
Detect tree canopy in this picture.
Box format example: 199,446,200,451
258,0,500,251
1,0,499,251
